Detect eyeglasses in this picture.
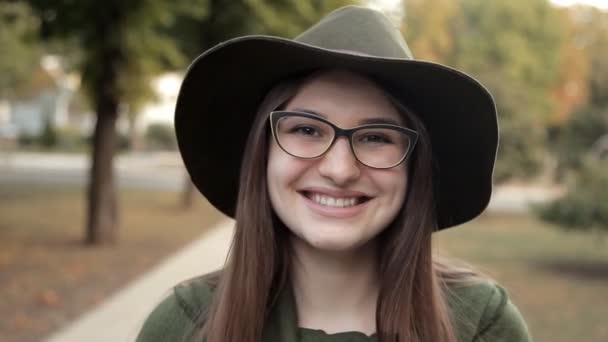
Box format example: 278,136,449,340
269,111,418,169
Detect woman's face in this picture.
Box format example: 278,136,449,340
267,70,408,252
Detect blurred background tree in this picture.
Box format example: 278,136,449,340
536,6,608,237
549,6,608,177
403,0,458,62
0,1,42,100
405,0,564,182
402,0,608,238
26,0,207,244
247,0,358,37
168,0,357,68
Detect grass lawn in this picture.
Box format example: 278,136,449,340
0,184,224,342
436,212,608,342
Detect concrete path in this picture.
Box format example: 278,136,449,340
0,151,185,191
488,183,564,213
43,219,234,342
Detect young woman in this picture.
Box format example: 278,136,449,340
137,6,531,342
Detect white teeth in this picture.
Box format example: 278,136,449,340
310,193,359,208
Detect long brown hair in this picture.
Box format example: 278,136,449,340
195,70,484,342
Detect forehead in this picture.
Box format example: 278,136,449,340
284,70,405,127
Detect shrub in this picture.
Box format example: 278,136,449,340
55,127,88,151
38,117,58,148
144,123,176,150
550,106,607,179
535,157,608,240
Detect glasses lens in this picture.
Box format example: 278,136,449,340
274,115,334,158
352,127,411,168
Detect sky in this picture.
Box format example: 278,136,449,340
550,0,608,9
370,0,608,11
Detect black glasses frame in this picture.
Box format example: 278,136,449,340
269,111,419,169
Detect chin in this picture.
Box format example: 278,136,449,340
304,233,370,253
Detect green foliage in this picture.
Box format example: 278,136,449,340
547,7,608,176
54,126,88,151
28,0,207,112
0,1,42,99
536,157,608,236
405,0,565,181
246,0,357,38
450,0,564,182
144,123,177,150
17,131,37,147
403,0,459,62
170,0,255,59
403,2,608,183
18,123,89,151
170,0,358,63
38,116,58,147
571,7,608,107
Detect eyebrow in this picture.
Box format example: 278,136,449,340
292,108,402,126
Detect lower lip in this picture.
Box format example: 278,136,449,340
298,192,372,218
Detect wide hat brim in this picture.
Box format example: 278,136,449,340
175,35,498,230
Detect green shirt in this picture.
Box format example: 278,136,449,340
136,274,531,342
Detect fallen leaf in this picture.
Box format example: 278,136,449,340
12,312,31,330
37,289,61,307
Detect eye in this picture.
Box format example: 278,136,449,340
359,133,393,144
290,125,321,137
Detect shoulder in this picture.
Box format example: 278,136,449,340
135,272,219,342
445,279,532,342
173,271,220,320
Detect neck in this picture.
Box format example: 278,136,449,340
289,236,379,335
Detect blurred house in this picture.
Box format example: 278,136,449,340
126,72,182,150
132,72,182,133
0,55,81,140
0,54,183,149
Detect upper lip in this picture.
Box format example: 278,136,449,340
298,187,372,198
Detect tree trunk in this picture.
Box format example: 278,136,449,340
85,47,121,244
85,97,119,244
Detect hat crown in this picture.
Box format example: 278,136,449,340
295,6,413,59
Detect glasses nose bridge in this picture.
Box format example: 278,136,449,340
328,126,356,155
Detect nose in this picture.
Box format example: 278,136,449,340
318,137,361,185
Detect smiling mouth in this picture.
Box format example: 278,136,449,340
299,191,372,208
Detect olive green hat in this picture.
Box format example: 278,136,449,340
175,5,498,230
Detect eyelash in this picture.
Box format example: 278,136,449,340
358,133,392,144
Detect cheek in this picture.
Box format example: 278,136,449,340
396,166,408,200
377,166,408,210
267,143,283,201
267,142,307,202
